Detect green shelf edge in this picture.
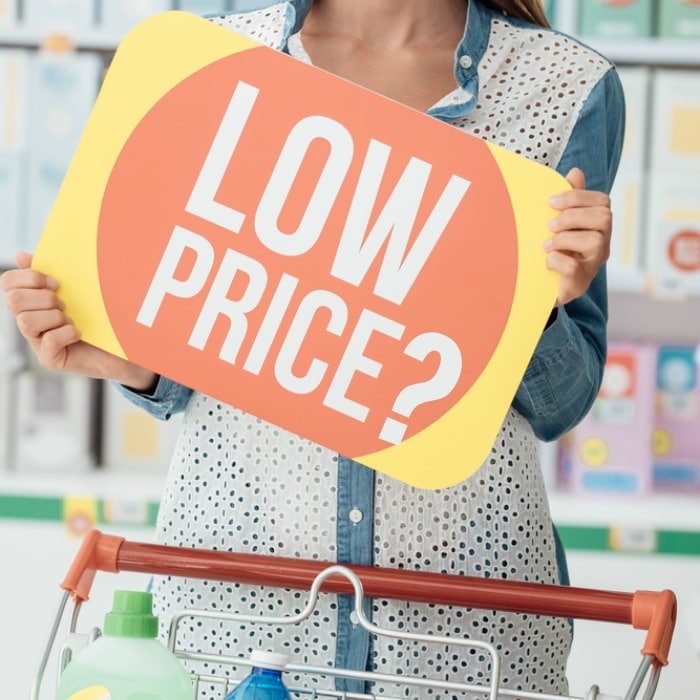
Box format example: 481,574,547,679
1,493,699,556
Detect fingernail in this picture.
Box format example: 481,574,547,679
542,238,552,250
548,219,558,231
46,276,59,290
549,195,563,208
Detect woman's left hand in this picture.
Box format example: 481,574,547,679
544,167,612,306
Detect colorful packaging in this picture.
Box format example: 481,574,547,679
644,171,700,298
657,0,700,39
652,345,700,492
578,0,655,39
559,343,657,496
650,69,700,173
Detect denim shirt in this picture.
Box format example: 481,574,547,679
117,0,624,688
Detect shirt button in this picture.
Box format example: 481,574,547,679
459,54,473,69
349,611,360,625
348,507,363,524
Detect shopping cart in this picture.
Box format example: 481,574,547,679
32,529,677,700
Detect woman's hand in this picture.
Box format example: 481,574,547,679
1,251,158,391
544,167,612,306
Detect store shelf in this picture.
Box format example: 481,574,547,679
550,491,700,557
0,472,698,555
588,39,700,67
608,292,700,345
0,28,122,51
0,472,165,531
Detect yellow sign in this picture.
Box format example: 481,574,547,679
34,12,563,488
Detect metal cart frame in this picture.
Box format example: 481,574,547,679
33,529,677,700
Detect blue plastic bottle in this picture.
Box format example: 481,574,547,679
225,651,291,700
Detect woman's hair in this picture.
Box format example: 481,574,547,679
481,0,550,28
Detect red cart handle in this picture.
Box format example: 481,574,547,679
61,529,677,667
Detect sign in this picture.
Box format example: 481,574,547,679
33,12,564,488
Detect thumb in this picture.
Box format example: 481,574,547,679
565,167,586,190
15,250,33,269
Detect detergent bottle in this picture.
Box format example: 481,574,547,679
55,590,195,700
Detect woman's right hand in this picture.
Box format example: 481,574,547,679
0,251,158,392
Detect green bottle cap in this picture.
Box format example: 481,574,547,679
103,590,159,639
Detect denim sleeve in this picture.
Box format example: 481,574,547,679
113,376,193,421
512,66,626,442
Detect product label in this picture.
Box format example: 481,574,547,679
68,687,111,700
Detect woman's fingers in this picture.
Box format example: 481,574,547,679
544,169,613,306
0,267,59,295
15,249,33,269
4,286,63,315
34,324,82,371
15,308,68,341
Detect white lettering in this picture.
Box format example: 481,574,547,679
188,249,267,364
136,226,214,327
185,81,260,233
274,290,347,394
324,309,405,422
255,115,354,256
331,140,471,304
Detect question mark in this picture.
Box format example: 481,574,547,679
379,332,463,445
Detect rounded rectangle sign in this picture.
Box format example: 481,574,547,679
33,12,563,488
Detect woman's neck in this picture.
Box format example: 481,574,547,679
302,0,468,53
298,0,468,112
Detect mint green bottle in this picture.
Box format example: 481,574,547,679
55,590,195,700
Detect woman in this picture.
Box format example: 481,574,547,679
2,0,623,696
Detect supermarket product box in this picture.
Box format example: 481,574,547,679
578,0,655,39
608,166,646,291
98,0,173,35
26,50,103,162
0,150,27,266
0,49,30,151
15,370,98,472
0,366,7,470
606,67,651,290
558,343,657,496
22,0,96,35
644,171,700,298
616,67,651,171
231,0,276,10
24,51,103,247
102,382,183,473
653,346,700,492
541,0,556,26
650,69,700,172
0,304,13,469
0,0,18,28
657,0,700,39
178,0,230,14
24,154,68,251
